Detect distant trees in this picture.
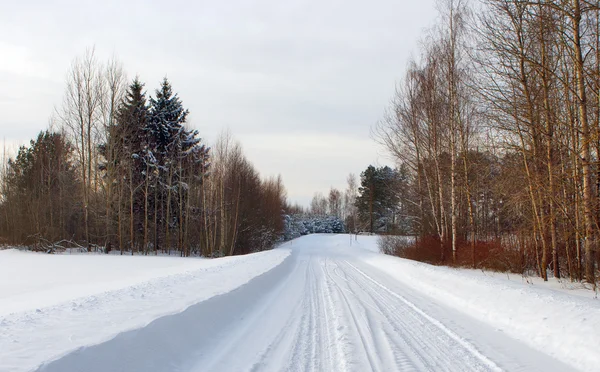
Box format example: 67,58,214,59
344,173,359,233
300,166,407,235
328,188,343,218
309,188,344,217
355,165,403,233
0,50,286,256
310,192,328,216
289,182,356,237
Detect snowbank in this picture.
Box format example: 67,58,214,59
0,248,291,372
0,249,219,315
355,237,600,372
36,254,296,372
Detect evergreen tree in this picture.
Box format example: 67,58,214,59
118,78,149,156
147,78,189,159
102,78,150,252
355,165,400,233
147,78,209,253
108,77,150,178
3,131,78,243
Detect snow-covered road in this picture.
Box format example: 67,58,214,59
34,235,582,372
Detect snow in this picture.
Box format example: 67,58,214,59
1,250,220,315
358,237,600,372
1,235,598,372
0,248,290,372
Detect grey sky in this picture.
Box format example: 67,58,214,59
0,0,437,206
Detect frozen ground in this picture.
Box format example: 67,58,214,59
1,235,598,372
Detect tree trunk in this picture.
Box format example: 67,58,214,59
572,0,596,285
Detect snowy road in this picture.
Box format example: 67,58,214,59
36,235,578,372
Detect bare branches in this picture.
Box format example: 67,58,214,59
375,0,599,283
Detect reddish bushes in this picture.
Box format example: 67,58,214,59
380,235,532,274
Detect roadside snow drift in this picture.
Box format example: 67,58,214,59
0,248,290,372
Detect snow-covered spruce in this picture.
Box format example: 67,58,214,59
282,214,345,240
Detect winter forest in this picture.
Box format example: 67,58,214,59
2,0,600,288
374,0,600,286
0,51,289,257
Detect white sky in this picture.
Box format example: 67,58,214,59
0,0,437,206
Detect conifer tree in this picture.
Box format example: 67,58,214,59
105,78,149,252
147,78,208,253
356,165,400,233
3,131,78,244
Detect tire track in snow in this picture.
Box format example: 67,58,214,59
343,260,504,372
324,259,423,371
337,259,478,371
318,259,349,372
337,259,455,370
332,262,426,371
248,265,305,372
345,276,436,370
323,259,381,371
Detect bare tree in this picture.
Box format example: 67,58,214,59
58,47,105,247
328,188,343,218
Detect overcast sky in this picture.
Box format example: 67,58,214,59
0,0,437,206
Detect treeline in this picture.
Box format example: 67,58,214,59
297,173,360,232
294,165,409,235
0,49,285,256
376,0,600,284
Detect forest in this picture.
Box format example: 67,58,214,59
376,0,600,285
0,50,286,257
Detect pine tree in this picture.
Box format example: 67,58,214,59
4,131,78,244
356,165,400,233
103,78,149,253
147,78,189,158
147,78,209,254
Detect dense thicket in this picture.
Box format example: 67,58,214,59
0,131,79,244
0,49,286,256
376,0,600,284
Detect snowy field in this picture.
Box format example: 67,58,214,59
1,235,598,372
